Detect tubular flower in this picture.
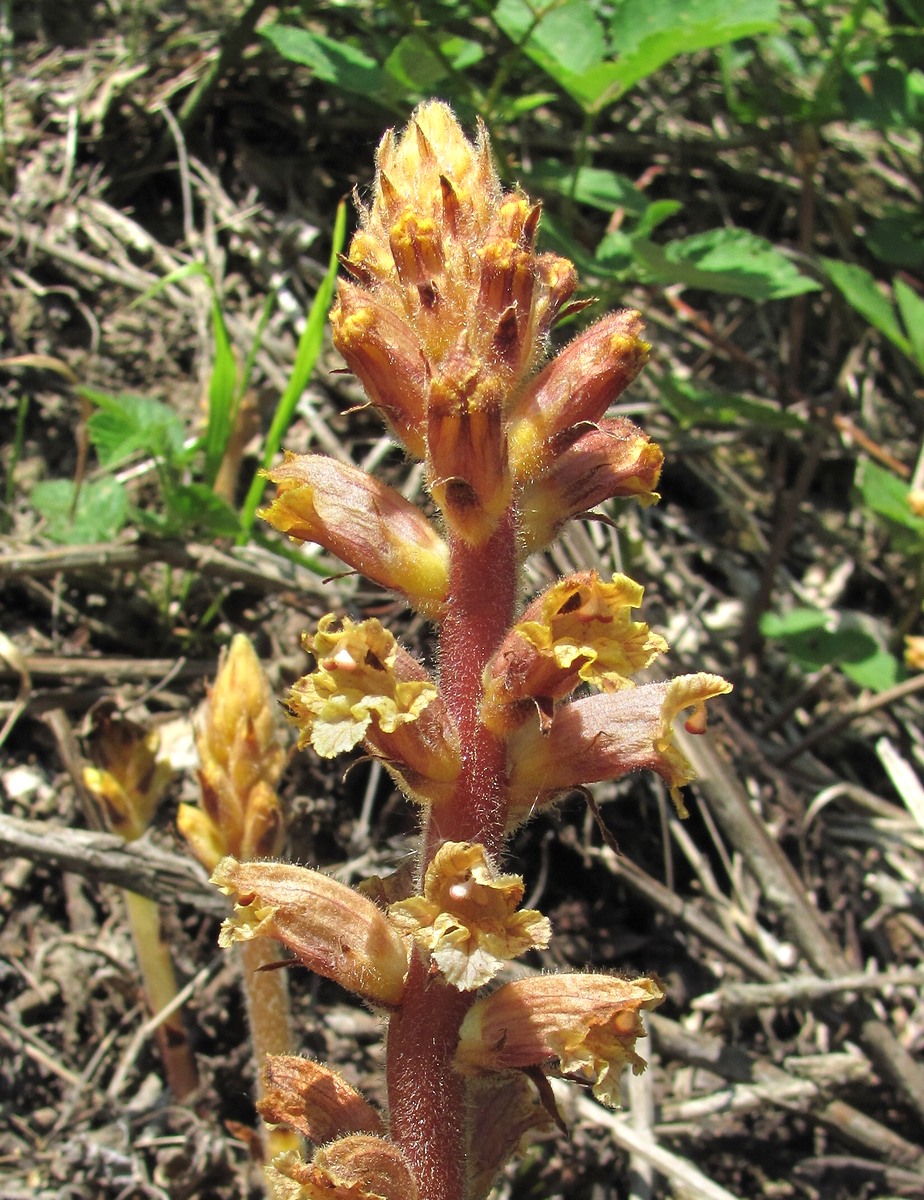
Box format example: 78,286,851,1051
518,417,663,554
466,1076,552,1200
483,572,668,735
260,453,449,618
331,99,578,545
211,857,409,1007
507,311,651,482
285,615,461,805
258,1056,385,1145
507,672,733,824
267,1138,418,1200
177,634,286,870
388,842,551,991
454,973,664,1106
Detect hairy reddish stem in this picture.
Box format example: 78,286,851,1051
387,508,517,1200
427,509,517,859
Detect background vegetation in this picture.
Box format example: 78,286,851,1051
2,1,924,1197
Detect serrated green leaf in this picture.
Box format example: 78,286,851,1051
31,477,128,544
80,389,187,467
634,228,819,299
822,259,912,356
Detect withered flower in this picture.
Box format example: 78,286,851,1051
267,1137,418,1200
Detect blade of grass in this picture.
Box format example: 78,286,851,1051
203,295,239,486
237,198,348,542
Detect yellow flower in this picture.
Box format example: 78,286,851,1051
455,973,664,1106
177,634,286,869
286,615,460,805
211,857,409,1007
260,453,449,617
267,1137,418,1200
82,706,172,843
483,572,668,734
388,842,550,990
507,672,733,824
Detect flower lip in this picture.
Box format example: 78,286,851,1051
388,842,551,990
454,972,665,1106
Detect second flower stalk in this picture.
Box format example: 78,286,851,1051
218,101,730,1200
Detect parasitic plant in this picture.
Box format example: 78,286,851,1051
178,634,300,1160
83,707,200,1101
214,102,731,1200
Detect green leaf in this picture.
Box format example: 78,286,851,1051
165,483,241,538
760,606,900,692
822,259,912,356
80,389,187,468
660,377,807,431
526,160,646,215
203,298,239,486
894,278,924,370
31,477,128,544
866,211,924,270
633,228,819,299
261,24,400,104
855,459,924,543
384,32,483,92
603,0,780,103
493,0,606,75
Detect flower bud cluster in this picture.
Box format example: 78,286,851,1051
215,102,732,1199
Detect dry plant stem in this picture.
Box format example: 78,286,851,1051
387,513,517,1200
0,812,226,913
238,937,301,1160
681,723,924,1127
123,888,199,1100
